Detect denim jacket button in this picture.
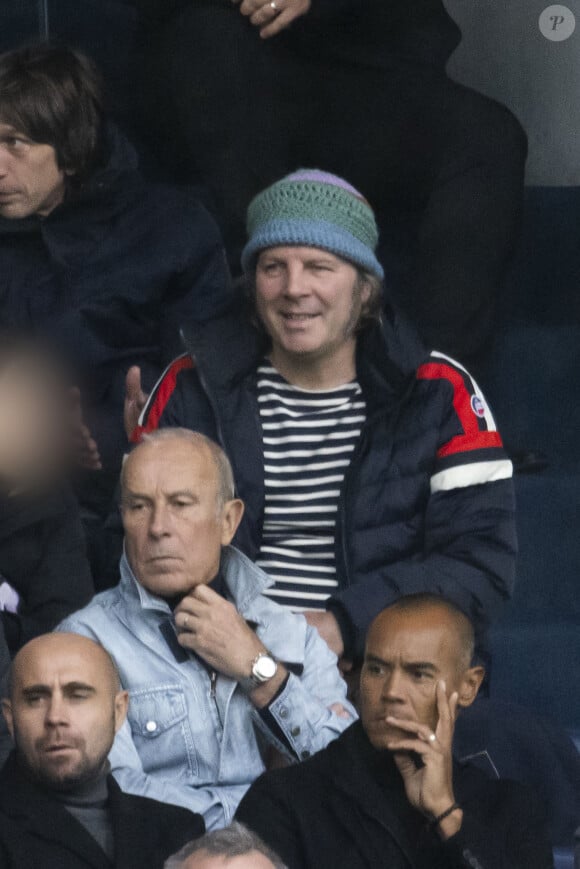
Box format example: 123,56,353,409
145,720,158,733
279,707,288,719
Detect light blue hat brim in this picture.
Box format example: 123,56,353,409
241,218,385,280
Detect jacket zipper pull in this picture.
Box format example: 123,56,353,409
210,670,217,699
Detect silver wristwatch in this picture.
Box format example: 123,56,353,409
244,651,278,690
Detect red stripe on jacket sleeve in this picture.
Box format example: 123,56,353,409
130,355,195,443
417,361,503,459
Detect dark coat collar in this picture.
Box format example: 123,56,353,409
320,722,424,867
0,751,202,869
320,722,496,868
0,753,114,868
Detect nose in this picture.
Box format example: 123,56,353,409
147,503,172,539
283,263,309,299
45,694,68,727
381,668,405,702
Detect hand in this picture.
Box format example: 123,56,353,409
68,387,102,471
124,366,149,440
385,680,461,832
232,0,311,39
174,585,268,681
304,610,344,658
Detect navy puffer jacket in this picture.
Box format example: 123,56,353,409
134,302,516,655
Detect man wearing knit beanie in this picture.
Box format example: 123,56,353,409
125,169,516,671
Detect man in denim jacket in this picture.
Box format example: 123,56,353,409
59,428,355,830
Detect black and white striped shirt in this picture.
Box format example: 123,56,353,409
256,363,366,611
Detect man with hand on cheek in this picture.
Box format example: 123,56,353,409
363,605,477,844
59,428,354,831
236,594,554,868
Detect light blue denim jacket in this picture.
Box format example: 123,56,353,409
58,546,356,829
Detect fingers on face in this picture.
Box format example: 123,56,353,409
435,681,460,737
386,716,434,741
386,738,434,757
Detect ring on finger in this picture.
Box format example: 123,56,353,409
428,732,437,743
270,0,279,10
183,614,189,629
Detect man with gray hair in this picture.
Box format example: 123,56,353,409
165,822,286,869
59,428,355,830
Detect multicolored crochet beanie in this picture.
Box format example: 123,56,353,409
241,169,384,280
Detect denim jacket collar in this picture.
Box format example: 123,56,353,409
119,545,306,666
119,551,174,615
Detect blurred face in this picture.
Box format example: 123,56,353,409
180,852,276,869
0,123,67,218
360,605,480,751
255,246,369,372
0,354,69,489
121,438,243,597
2,634,128,791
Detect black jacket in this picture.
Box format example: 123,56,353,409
137,0,461,71
0,123,232,471
134,304,516,656
0,753,204,869
236,721,555,869
0,487,93,653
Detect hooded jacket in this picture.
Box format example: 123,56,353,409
132,303,516,656
0,123,232,470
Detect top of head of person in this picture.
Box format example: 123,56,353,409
120,428,245,596
165,822,286,869
1,632,128,791
359,593,485,750
239,168,385,391
0,42,104,219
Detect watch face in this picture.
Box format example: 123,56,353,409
254,655,277,681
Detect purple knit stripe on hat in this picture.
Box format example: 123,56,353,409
285,169,367,203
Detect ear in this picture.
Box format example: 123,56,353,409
456,665,485,709
1,699,14,739
113,690,129,733
360,279,371,306
220,498,245,545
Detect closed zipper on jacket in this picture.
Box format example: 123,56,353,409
335,376,417,589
